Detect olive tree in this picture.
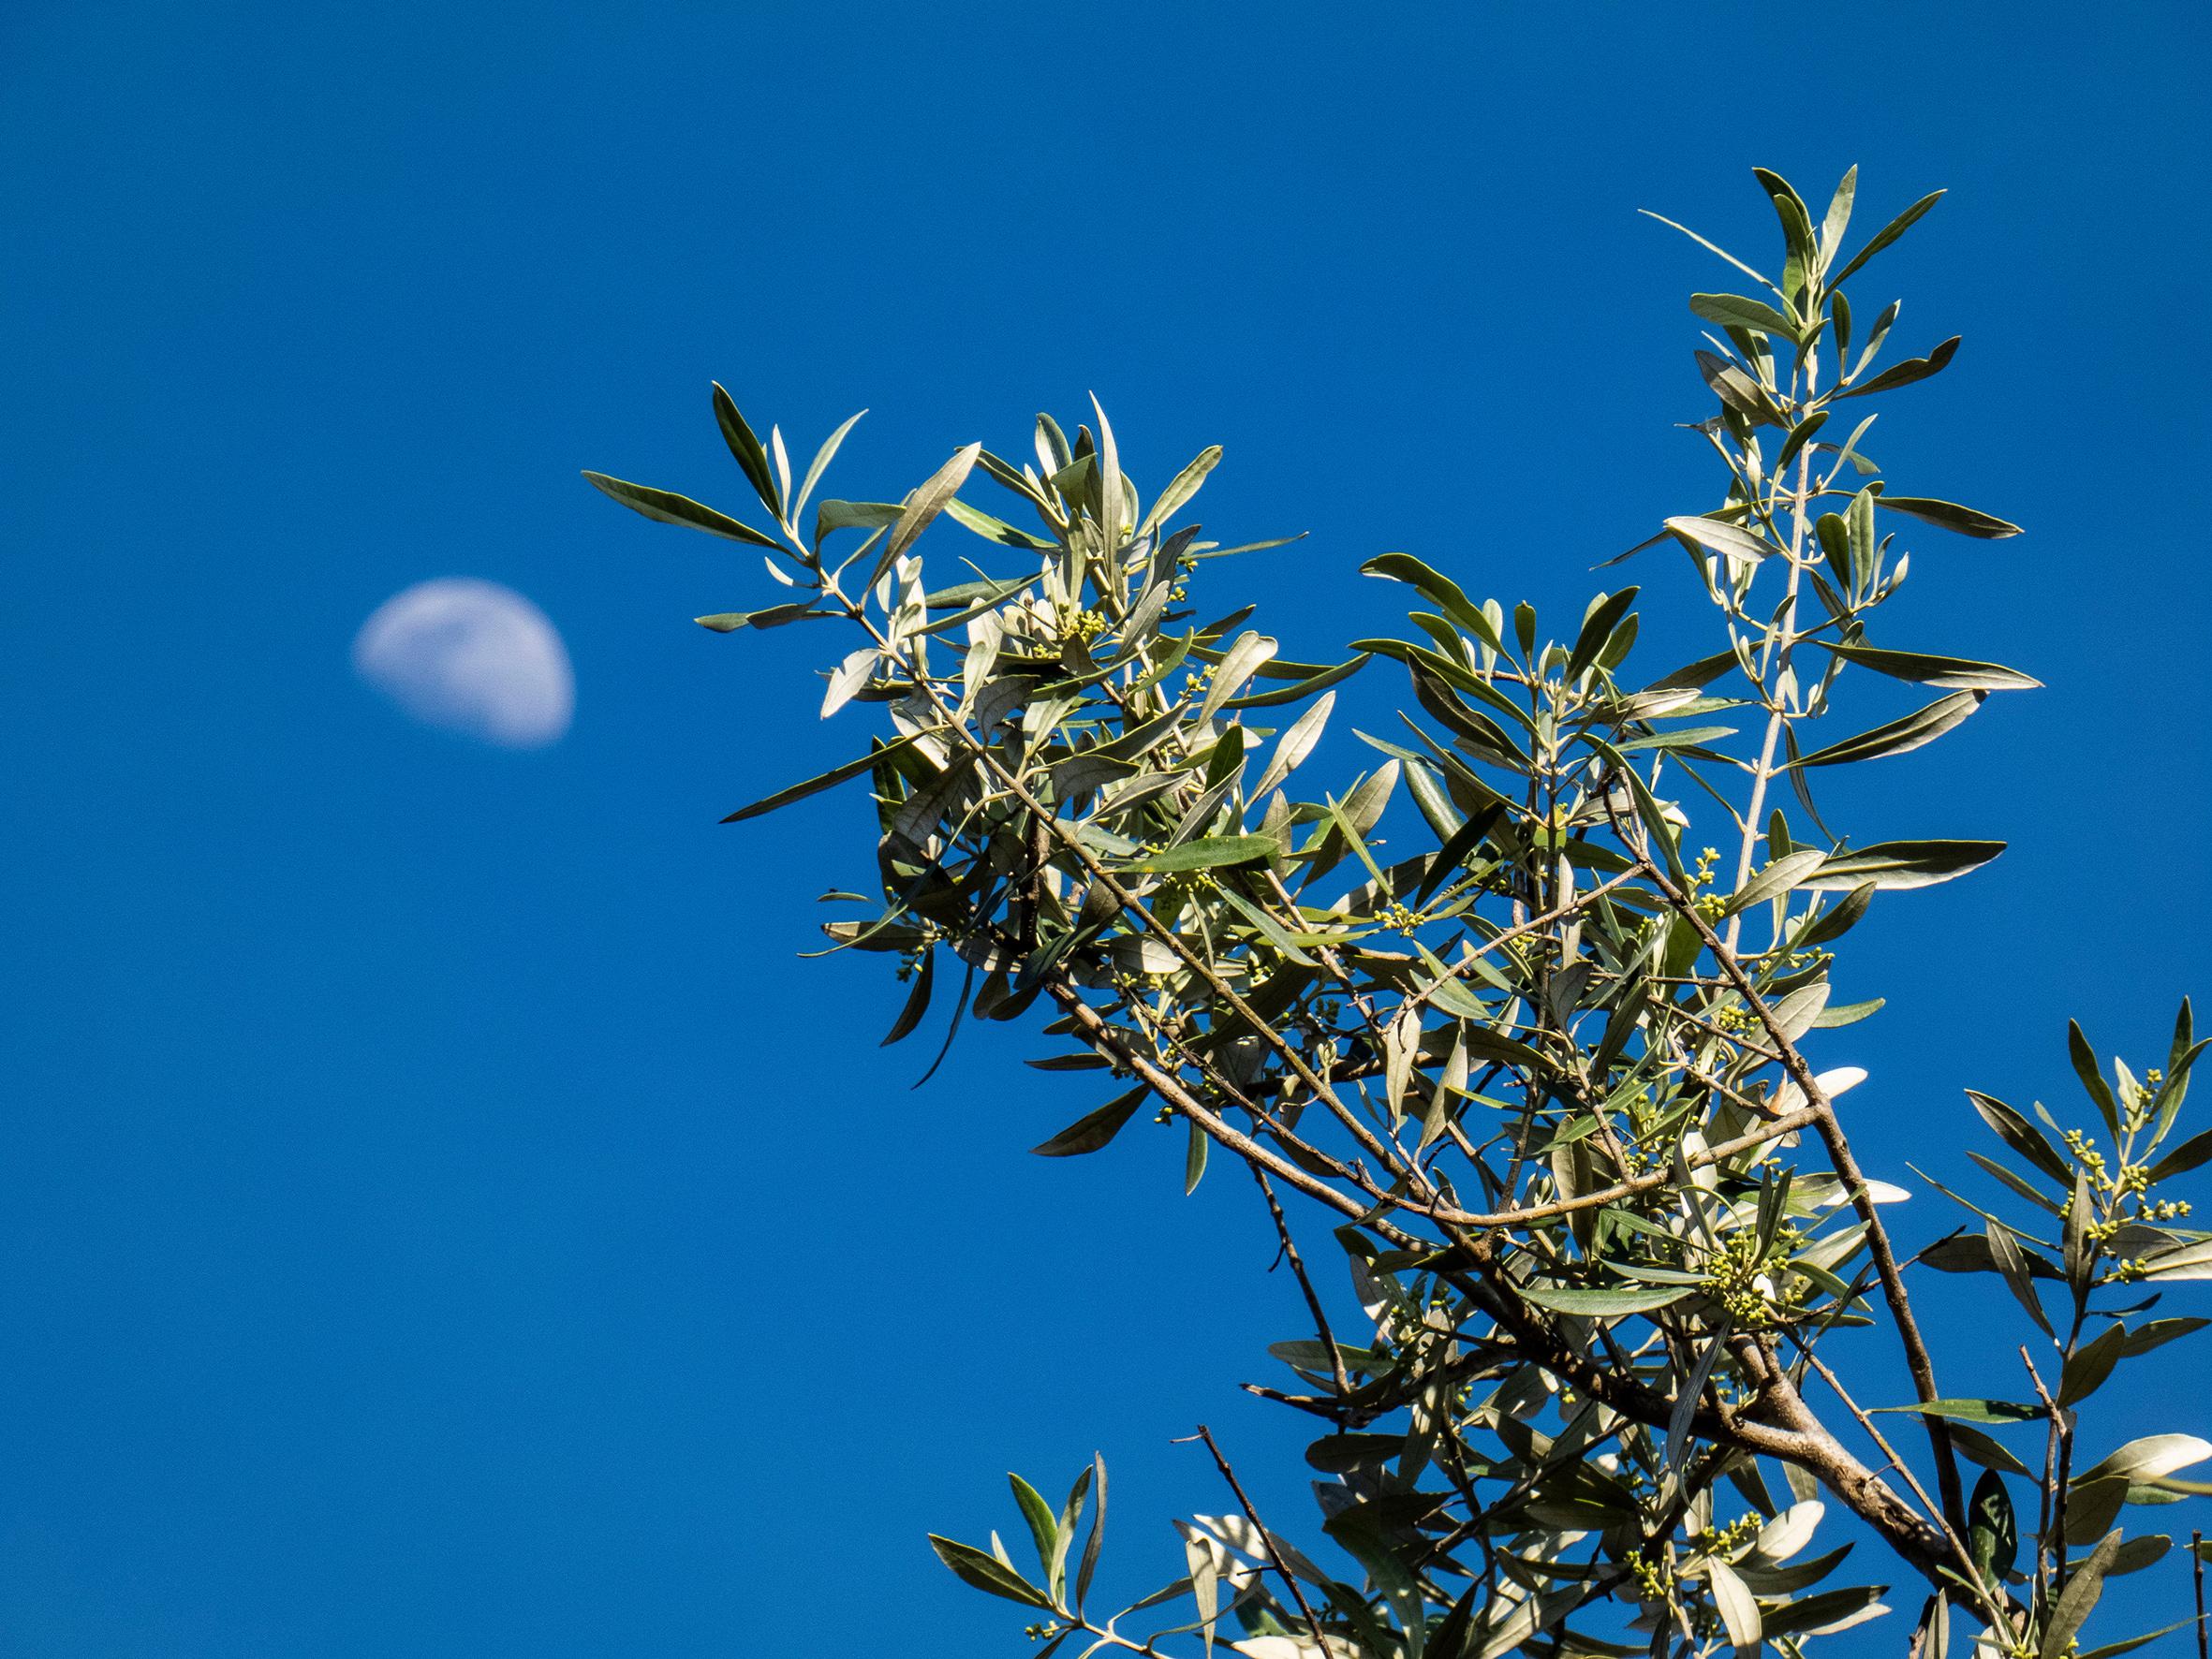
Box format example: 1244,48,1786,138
587,169,2211,1658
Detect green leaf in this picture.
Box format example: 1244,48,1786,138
2076,1433,2212,1485
1072,1456,1105,1613
1725,849,1829,916
1030,1086,1148,1157
2070,1020,2122,1136
1792,883,1874,947
1224,652,1370,711
1690,292,1799,338
1198,631,1279,724
1813,641,2040,691
1836,335,1960,399
1138,445,1223,538
1966,1090,2074,1186
693,602,825,632
1663,514,1785,566
1706,1559,1762,1656
2081,1619,2200,1659
2058,1321,2127,1407
1254,690,1336,797
2119,1316,2207,1358
1122,834,1279,874
721,734,922,823
880,948,935,1047
1568,587,1638,681
2142,1239,2212,1281
1877,495,2023,539
1818,166,1858,266
1792,691,1983,769
942,496,1055,551
1183,1115,1208,1195
2040,1531,2121,1659
711,382,783,520
1639,210,1779,296
1695,349,1787,425
1800,839,2004,891
890,444,984,563
2097,1539,2167,1575
1089,395,1123,541
1008,1473,1058,1577
1947,1422,2032,1477
1967,1468,2017,1584
1760,1585,1888,1639
2148,1125,2212,1182
1776,409,1828,474
814,498,906,542
1987,1221,2056,1338
582,470,784,550
1517,1283,1689,1317
792,408,867,521
927,1534,1055,1609
1830,188,1946,287
1216,888,1317,967
1360,552,1502,650
1867,1398,2042,1425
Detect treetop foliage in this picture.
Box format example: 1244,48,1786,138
591,168,2211,1659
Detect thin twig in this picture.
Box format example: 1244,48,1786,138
2192,1528,2205,1659
1183,1425,1333,1654
1251,1166,1355,1417
1617,812,1966,1532
2020,1346,2067,1595
1788,1335,2004,1628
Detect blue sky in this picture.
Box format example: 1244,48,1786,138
4,3,2209,1654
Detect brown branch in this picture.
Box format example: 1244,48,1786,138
1044,979,1375,1226
1789,1335,2007,1629
1183,1425,1333,1654
1619,823,1967,1532
1401,871,1641,1018
2193,1528,2205,1659
1251,1166,1354,1416
2020,1345,2067,1596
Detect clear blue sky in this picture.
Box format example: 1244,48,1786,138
4,4,2208,1654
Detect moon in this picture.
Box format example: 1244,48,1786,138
353,579,574,748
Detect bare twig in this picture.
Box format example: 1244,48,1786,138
2193,1528,2205,1659
1789,1335,2004,1627
1251,1166,1354,1417
2020,1345,2067,1594
1182,1425,1332,1653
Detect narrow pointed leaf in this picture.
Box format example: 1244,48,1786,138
711,383,782,518
889,444,983,563
1664,514,1785,566
2040,1531,2121,1659
1837,335,1960,399
1123,835,1280,874
794,408,867,520
927,1534,1054,1608
1139,445,1224,538
1878,494,2023,538
1030,1086,1148,1157
1691,292,1800,338
1830,189,1946,287
1792,691,1983,769
1518,1283,1689,1317
1814,641,2040,690
583,471,783,549
721,734,922,823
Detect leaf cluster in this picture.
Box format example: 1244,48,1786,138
591,169,2208,1659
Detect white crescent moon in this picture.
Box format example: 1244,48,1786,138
353,579,574,748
